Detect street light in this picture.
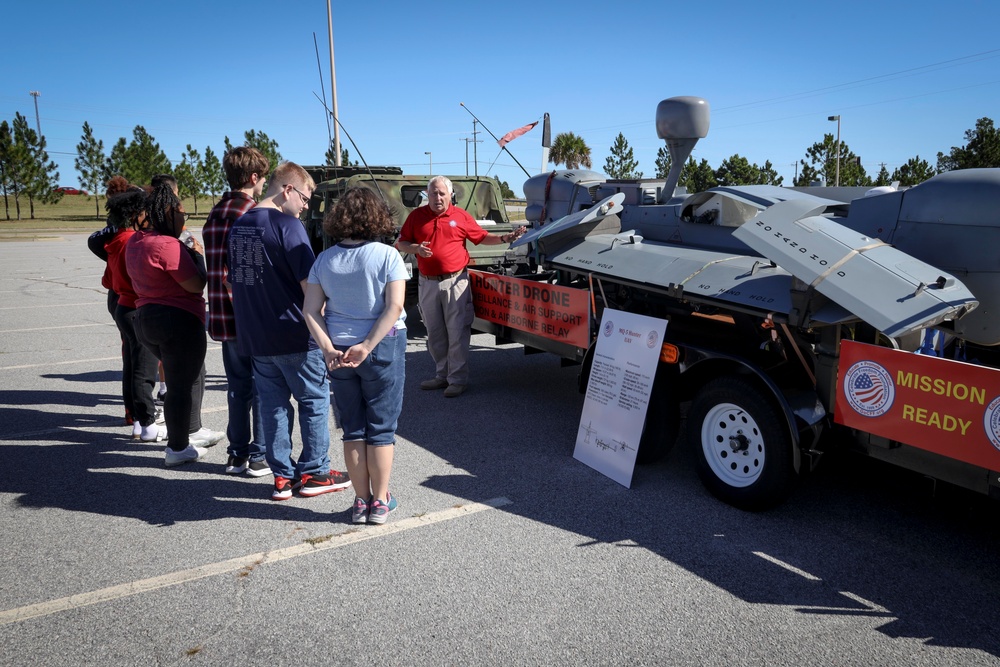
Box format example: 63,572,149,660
828,115,841,187
424,151,432,176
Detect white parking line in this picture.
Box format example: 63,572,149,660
0,356,120,371
2,323,107,333
0,302,104,310
0,497,512,626
752,551,822,581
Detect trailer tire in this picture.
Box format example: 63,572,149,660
637,367,680,464
689,376,796,510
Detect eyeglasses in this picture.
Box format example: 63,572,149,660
286,184,311,206
170,207,191,222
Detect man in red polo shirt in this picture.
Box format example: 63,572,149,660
396,176,524,397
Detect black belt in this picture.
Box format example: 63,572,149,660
421,269,465,281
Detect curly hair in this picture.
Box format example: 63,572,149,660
145,182,183,237
105,188,148,231
105,175,131,198
323,187,396,241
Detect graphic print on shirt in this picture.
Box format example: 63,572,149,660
229,225,266,287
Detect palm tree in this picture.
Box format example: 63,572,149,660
549,132,592,170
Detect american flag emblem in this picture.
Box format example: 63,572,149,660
851,372,884,405
844,361,894,417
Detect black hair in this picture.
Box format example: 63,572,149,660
151,173,178,190
145,183,182,237
105,188,147,231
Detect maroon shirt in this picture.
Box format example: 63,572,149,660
203,191,256,341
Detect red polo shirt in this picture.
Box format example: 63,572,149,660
398,204,488,275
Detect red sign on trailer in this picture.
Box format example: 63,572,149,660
835,340,1000,471
469,270,591,349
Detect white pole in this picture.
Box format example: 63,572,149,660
326,1,341,167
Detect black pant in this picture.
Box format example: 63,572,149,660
107,289,132,418
134,303,206,450
113,304,159,426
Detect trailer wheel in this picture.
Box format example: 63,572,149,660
637,366,680,464
689,376,796,510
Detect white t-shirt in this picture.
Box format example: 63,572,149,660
308,241,408,346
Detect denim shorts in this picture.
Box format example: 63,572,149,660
330,328,406,446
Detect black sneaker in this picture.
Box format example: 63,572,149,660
298,470,351,497
272,476,295,501
225,455,249,475
246,459,272,478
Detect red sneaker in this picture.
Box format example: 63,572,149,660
272,476,295,501
298,470,351,497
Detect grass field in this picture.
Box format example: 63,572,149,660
0,192,212,239
0,192,524,239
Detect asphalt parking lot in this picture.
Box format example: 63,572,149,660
1,232,999,666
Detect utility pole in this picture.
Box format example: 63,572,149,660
828,115,841,187
472,120,480,177
325,1,341,166
29,91,41,137
460,136,482,176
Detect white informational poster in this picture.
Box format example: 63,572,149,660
573,309,668,488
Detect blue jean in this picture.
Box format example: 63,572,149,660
221,340,265,463
330,329,406,446
252,348,331,479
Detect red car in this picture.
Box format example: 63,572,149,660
55,187,88,195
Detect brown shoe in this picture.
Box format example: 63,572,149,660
420,377,448,390
444,384,467,398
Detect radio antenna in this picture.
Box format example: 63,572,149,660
312,91,386,203
312,33,332,149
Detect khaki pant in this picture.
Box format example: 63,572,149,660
418,271,474,386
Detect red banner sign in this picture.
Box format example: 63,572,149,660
835,340,1000,471
469,270,591,349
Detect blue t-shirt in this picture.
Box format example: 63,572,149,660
308,241,408,346
229,207,317,356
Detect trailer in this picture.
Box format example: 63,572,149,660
471,96,1000,510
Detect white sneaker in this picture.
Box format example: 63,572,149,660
165,444,208,467
131,421,142,439
189,427,225,447
139,423,167,442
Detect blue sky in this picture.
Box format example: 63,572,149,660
3,1,999,197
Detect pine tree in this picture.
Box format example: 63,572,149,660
202,146,225,204
174,144,204,214
798,133,869,187
679,157,717,193
937,117,1000,171
226,131,282,180
12,113,60,219
873,164,892,186
75,122,106,218
603,133,642,179
892,156,935,186
654,146,671,178
105,137,128,185
122,126,171,186
0,121,14,220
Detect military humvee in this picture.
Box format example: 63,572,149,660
301,166,528,292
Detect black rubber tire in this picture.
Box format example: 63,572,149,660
689,376,797,510
636,366,680,464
